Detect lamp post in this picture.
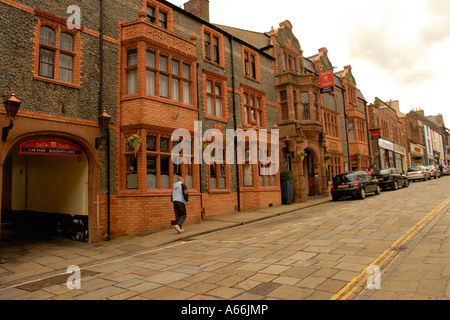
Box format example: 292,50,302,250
2,92,22,142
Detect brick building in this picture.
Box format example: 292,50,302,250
308,49,371,178
368,98,408,171
0,0,280,242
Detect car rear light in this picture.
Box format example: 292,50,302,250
420,171,424,174
354,181,360,187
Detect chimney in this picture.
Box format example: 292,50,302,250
184,0,210,22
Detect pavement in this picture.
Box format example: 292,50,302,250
0,195,332,291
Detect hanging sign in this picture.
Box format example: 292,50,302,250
319,69,335,93
19,139,83,157
370,129,381,140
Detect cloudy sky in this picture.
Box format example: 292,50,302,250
169,0,450,126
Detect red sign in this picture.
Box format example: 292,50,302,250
370,129,381,140
19,139,83,157
319,69,335,93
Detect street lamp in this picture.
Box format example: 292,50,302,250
95,108,112,149
2,92,22,142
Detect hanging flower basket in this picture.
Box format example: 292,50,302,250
325,154,332,162
126,134,141,156
297,150,307,161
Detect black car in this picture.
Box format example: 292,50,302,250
373,168,409,190
331,171,380,201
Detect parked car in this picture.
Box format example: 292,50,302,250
425,165,441,179
331,171,380,201
406,166,431,182
443,165,450,176
373,168,409,190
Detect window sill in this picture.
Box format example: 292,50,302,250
203,58,225,69
205,114,228,123
33,75,81,89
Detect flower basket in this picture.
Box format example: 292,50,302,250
126,134,142,156
297,150,307,161
325,154,332,162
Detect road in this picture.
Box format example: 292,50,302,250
1,176,450,303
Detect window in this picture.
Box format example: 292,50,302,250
147,6,156,23
348,120,355,141
146,3,171,30
206,79,223,118
159,11,167,28
243,47,259,81
301,92,310,121
313,93,319,121
243,148,253,187
203,27,223,67
280,90,288,121
209,148,227,190
243,89,264,126
142,133,194,190
142,50,193,103
283,52,298,73
35,22,79,85
259,149,277,187
324,112,339,138
126,156,138,189
127,50,138,95
327,155,342,181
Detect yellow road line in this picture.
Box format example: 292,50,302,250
331,197,450,300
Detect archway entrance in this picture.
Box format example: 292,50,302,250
1,138,89,242
303,149,317,196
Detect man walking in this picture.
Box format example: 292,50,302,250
171,177,189,233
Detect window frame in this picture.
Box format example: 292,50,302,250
202,25,225,68
242,46,260,82
242,86,266,128
33,17,81,88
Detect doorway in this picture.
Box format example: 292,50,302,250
303,149,316,196
1,139,89,242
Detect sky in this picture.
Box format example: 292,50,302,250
168,0,450,127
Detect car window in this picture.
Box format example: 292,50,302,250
408,167,420,172
334,174,355,182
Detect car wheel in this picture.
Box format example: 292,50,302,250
332,195,339,202
393,181,398,190
403,180,409,188
375,185,381,195
359,188,366,199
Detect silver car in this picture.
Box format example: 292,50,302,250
406,166,431,182
425,165,441,179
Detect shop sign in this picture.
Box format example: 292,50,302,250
19,139,83,157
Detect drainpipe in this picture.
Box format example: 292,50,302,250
341,88,351,171
196,62,203,218
229,35,241,212
99,0,111,241
364,101,372,158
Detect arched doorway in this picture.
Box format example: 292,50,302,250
1,136,92,242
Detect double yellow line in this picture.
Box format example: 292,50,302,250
330,197,450,300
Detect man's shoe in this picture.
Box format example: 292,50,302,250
174,225,182,233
